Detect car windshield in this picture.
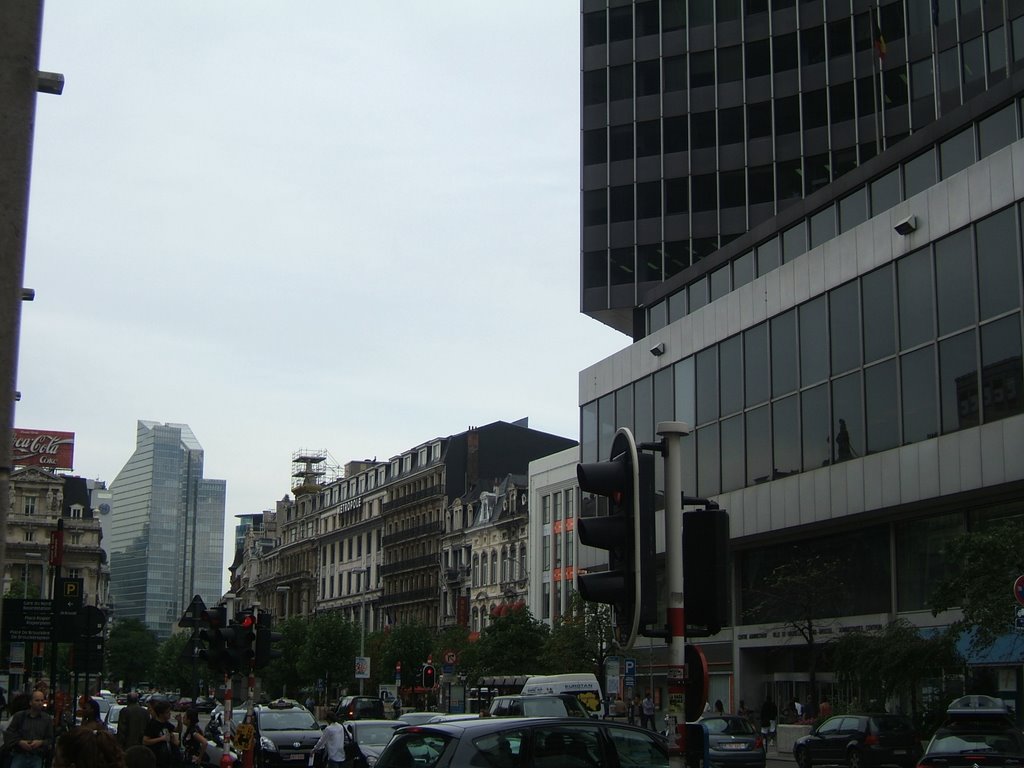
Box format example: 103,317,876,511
703,717,756,735
929,727,1024,755
873,716,913,733
259,711,318,730
523,698,586,717
353,724,399,746
108,709,121,724
377,732,449,768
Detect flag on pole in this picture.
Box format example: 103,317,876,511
873,15,887,62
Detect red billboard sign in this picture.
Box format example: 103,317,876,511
12,429,74,470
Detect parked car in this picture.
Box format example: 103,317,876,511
696,715,766,768
376,716,669,768
398,711,443,726
488,694,590,718
249,698,322,768
343,719,402,767
793,714,921,768
193,696,218,714
104,704,125,735
336,695,386,721
918,695,1024,768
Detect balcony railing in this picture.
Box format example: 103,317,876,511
381,520,443,546
379,553,439,576
382,484,445,514
378,586,437,606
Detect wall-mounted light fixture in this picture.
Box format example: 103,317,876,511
894,215,917,235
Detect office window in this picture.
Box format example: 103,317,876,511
720,335,743,416
690,51,715,88
23,496,35,515
981,315,1024,422
748,101,772,139
935,229,976,336
721,416,745,492
902,346,938,442
772,310,798,397
801,25,826,66
583,69,606,106
774,32,798,72
719,46,743,83
637,59,660,97
747,39,770,78
609,124,633,163
904,150,936,198
979,104,1017,159
898,249,935,350
696,347,719,424
582,11,605,47
940,127,976,178
664,55,687,92
636,1,659,37
832,372,864,461
691,112,716,149
939,331,979,433
830,281,861,375
800,297,828,386
664,116,688,153
637,120,660,157
608,5,632,42
773,396,800,476
977,207,1020,320
697,424,721,496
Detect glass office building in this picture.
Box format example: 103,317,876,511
579,1,1024,715
109,421,226,639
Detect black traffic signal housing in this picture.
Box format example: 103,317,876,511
576,427,656,650
197,606,227,672
421,664,436,689
222,614,256,674
683,507,729,636
254,612,282,670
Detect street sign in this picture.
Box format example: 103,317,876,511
53,579,84,641
1014,576,1024,607
1016,607,1024,631
178,595,208,628
76,605,106,637
444,650,458,665
355,656,370,679
2,599,53,643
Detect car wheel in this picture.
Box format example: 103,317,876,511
847,749,862,768
795,747,812,768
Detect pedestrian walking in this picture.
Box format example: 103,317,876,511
640,691,656,730
311,712,348,768
760,697,778,746
142,699,179,768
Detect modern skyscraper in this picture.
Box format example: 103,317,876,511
109,421,226,639
579,1,1024,715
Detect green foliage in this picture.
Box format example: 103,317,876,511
475,603,549,676
106,618,158,689
379,622,435,689
3,581,40,599
258,616,307,698
152,632,194,694
829,619,960,717
929,518,1024,651
542,592,614,686
298,613,358,691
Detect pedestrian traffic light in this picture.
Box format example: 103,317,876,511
421,664,436,689
254,612,282,670
683,507,730,636
576,427,657,650
221,614,256,675
197,606,227,672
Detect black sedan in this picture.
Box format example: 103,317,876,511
918,695,1024,768
698,715,766,768
343,720,402,767
794,714,921,768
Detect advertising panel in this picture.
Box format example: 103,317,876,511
12,429,74,470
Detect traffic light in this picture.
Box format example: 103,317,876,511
576,427,656,650
421,664,436,689
197,606,227,672
683,507,729,636
222,614,256,674
254,612,282,669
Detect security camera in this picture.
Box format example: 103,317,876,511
650,342,666,357
893,215,917,236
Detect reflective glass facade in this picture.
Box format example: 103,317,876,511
109,421,226,639
580,0,1024,334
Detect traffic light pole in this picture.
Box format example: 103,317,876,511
657,421,691,754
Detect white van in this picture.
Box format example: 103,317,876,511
520,673,603,714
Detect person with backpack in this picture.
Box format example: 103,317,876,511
4,690,54,768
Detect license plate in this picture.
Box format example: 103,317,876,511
284,754,306,761
721,743,749,750
893,750,907,755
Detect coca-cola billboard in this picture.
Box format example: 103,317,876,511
12,429,74,470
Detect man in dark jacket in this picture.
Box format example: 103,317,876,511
4,690,54,768
117,693,149,749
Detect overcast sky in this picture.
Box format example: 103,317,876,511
19,2,626,586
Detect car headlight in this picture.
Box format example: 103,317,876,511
259,736,277,752
366,758,377,767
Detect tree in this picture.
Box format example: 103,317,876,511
378,622,435,690
106,618,158,689
744,551,846,708
929,518,1024,652
475,602,549,676
259,616,307,699
152,632,193,694
298,613,358,697
830,619,960,718
541,592,615,689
